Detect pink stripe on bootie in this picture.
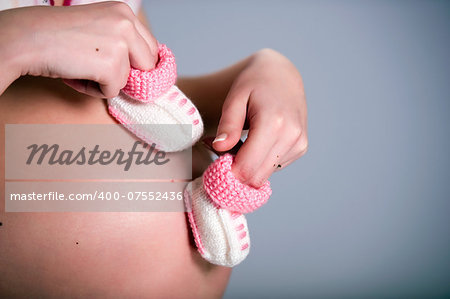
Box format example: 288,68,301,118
108,44,204,152
184,154,273,266
202,153,272,213
184,177,251,267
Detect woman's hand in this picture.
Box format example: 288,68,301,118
0,2,158,97
212,49,308,188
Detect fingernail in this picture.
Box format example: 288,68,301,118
212,133,227,143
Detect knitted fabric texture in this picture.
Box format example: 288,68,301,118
108,44,204,152
122,44,177,103
203,153,272,213
184,177,250,267
108,86,203,152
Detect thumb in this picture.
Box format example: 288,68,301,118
63,79,106,98
212,90,249,152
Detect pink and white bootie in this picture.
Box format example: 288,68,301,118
108,44,204,152
184,154,272,267
108,43,273,267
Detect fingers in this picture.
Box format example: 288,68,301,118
62,40,130,99
62,79,105,98
20,2,159,98
111,3,157,71
107,5,157,93
117,19,157,71
212,88,249,152
276,132,308,169
232,111,307,188
99,42,131,98
62,43,130,99
202,127,307,189
133,19,159,69
123,23,155,71
68,5,155,98
202,136,244,156
231,112,281,187
246,128,304,188
244,142,289,187
68,3,157,98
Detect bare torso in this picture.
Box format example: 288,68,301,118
0,76,231,298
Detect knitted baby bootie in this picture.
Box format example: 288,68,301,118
203,153,272,213
184,177,251,267
184,153,272,267
108,44,204,152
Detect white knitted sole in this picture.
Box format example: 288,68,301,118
184,177,250,267
108,85,204,152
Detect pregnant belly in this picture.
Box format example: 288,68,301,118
0,77,230,298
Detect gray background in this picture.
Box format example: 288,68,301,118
144,0,450,298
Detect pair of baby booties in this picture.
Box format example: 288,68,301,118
108,44,272,267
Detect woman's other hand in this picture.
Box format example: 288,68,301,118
212,49,308,188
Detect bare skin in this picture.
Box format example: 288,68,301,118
0,1,308,297
0,3,230,296
0,76,230,298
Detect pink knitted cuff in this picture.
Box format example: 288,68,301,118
122,44,177,103
202,153,272,213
